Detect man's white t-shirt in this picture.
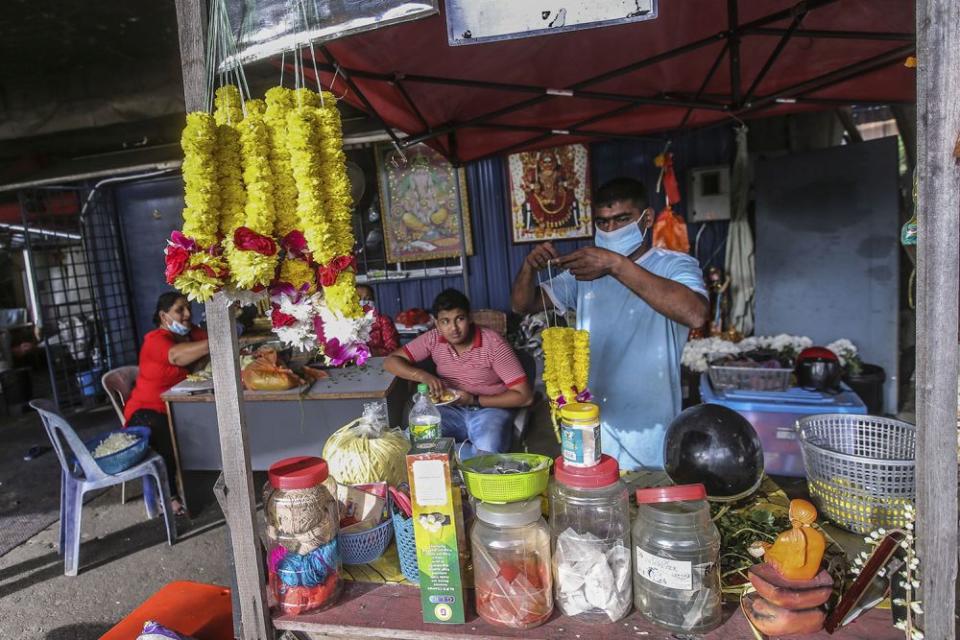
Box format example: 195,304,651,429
543,248,707,470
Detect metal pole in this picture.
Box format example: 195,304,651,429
915,1,960,638
727,0,742,108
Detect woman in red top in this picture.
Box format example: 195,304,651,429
357,285,400,357
125,292,209,510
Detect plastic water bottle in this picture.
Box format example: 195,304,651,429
409,383,442,443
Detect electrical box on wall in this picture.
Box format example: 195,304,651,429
688,165,731,222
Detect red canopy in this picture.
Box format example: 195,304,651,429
304,0,915,163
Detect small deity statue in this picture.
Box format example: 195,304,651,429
744,499,832,636
755,499,827,582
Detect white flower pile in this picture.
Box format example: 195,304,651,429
682,334,827,373
825,338,858,366
738,334,813,355
681,337,740,373
269,292,374,354
93,432,139,459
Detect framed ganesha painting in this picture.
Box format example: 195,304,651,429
508,143,593,243
375,143,473,263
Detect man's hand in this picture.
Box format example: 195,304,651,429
417,372,445,397
556,247,624,281
454,390,476,407
524,241,559,271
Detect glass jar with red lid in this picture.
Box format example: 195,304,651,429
549,455,632,623
632,483,721,633
263,456,342,615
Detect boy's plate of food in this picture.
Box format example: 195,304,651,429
431,389,460,406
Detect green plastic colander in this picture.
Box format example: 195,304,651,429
459,453,553,504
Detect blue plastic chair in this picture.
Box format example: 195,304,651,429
29,399,177,576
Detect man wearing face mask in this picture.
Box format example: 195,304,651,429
511,177,709,469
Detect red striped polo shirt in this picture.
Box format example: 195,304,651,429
402,326,527,397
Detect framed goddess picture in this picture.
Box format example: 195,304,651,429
375,143,473,263
508,144,593,243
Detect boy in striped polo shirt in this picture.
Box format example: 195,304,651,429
384,289,534,458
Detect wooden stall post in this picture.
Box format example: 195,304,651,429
915,1,960,638
173,0,272,638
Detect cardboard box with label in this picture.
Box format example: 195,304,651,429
406,438,467,624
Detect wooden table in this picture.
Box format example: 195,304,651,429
161,358,407,507
272,581,901,640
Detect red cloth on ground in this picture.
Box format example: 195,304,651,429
366,309,400,357
123,326,207,422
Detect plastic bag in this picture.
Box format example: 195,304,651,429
653,206,691,254
241,349,302,390
137,620,196,640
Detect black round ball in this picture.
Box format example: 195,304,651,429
663,404,765,500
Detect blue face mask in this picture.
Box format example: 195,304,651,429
167,320,191,336
595,219,648,256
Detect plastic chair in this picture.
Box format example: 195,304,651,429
102,365,139,503
512,348,540,441
29,399,176,576
102,365,138,423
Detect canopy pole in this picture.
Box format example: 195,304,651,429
727,0,742,107
915,0,960,638
173,0,272,638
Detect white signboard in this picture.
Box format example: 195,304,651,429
222,0,438,68
446,0,658,46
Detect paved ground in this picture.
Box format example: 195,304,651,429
0,403,235,639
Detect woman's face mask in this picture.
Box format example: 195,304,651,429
359,299,375,309
167,320,191,336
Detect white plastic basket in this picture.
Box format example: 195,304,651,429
796,414,915,534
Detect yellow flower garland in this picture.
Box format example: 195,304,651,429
175,253,226,302
542,326,591,441
285,94,361,318
286,106,330,257
172,111,227,301
315,94,361,318
264,87,316,293
315,95,355,260
279,257,316,294
231,99,279,290
573,329,590,392
264,87,298,239
214,86,246,244
179,112,220,247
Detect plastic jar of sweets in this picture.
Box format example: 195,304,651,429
263,456,342,615
472,499,553,629
632,483,721,634
549,455,632,623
